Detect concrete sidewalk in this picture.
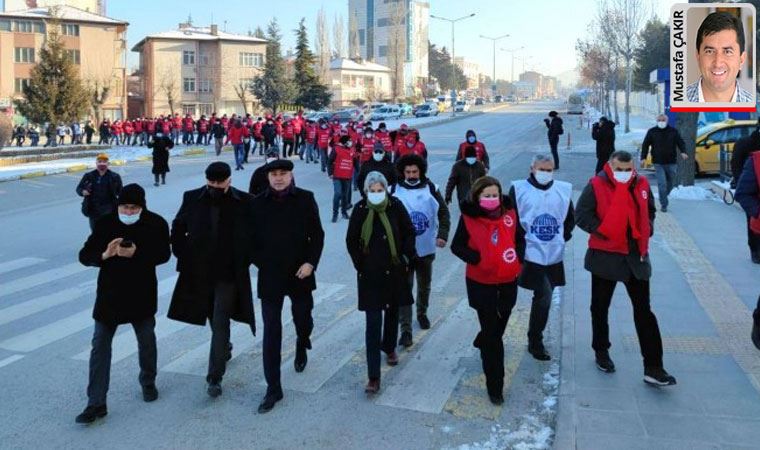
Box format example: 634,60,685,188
554,179,760,449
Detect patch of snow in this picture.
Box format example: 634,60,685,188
668,185,716,201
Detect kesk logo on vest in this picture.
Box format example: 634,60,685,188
530,213,561,242
409,211,430,236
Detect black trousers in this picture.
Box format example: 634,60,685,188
595,158,606,175
746,215,760,253
87,317,156,406
527,273,553,344
365,307,399,380
243,140,251,163
549,135,560,169
207,282,251,383
261,293,314,391
754,295,760,325
590,274,664,368
471,282,518,396
283,139,295,157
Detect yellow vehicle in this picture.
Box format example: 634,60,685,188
642,119,755,175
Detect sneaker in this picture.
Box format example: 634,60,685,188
644,367,677,386
660,205,668,212
258,388,284,414
75,404,107,424
399,331,413,348
417,315,431,330
386,351,399,366
294,345,308,373
341,212,350,220
153,182,159,187
528,342,551,361
488,392,504,405
365,378,380,394
752,251,760,265
207,382,222,398
595,351,616,373
226,342,233,362
142,384,158,402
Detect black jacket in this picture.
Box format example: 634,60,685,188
736,156,760,218
250,186,325,300
545,116,563,139
76,169,123,219
262,123,277,143
445,159,487,204
211,123,225,139
592,121,616,161
731,130,760,184
640,126,686,165
79,210,171,324
168,186,257,328
149,135,174,174
248,163,270,197
508,176,575,290
346,197,416,311
357,156,397,192
575,172,656,282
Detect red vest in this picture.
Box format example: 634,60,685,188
282,123,295,140
172,117,182,130
183,118,194,132
316,127,331,149
360,137,376,163
146,120,156,133
397,141,426,159
375,130,392,151
228,126,245,145
198,119,209,133
306,124,317,143
161,121,171,134
332,146,354,179
134,120,143,133
458,141,486,161
123,122,133,134
751,152,760,233
588,164,652,257
463,211,522,284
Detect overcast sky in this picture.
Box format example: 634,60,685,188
109,0,678,80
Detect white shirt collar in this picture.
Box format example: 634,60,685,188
698,77,738,102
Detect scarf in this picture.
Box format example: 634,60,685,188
360,198,399,265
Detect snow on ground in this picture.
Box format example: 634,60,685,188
566,106,655,156
667,185,716,201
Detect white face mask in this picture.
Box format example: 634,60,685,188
367,191,386,205
119,211,141,225
465,157,477,165
372,152,384,162
613,170,633,183
534,171,553,185
656,121,667,129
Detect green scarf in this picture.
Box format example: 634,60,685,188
360,197,400,265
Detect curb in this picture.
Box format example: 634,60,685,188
136,155,151,162
182,148,207,156
19,170,47,179
413,104,510,131
707,180,744,212
66,164,88,173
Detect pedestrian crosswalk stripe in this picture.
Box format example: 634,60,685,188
0,354,24,368
0,286,87,326
0,308,92,352
375,298,478,413
0,257,46,275
274,307,364,393
1,263,88,298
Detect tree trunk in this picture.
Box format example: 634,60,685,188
675,112,698,186
612,62,620,124
624,58,632,133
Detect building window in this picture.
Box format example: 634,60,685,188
239,52,264,67
199,53,209,66
199,79,212,93
378,45,388,57
183,50,195,65
15,20,32,32
14,78,30,93
182,104,196,116
199,103,214,116
0,19,11,31
377,17,405,27
359,29,365,46
61,24,80,36
33,22,45,33
183,78,196,92
14,47,35,63
65,49,81,64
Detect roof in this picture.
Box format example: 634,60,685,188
329,58,391,73
131,26,267,51
0,5,128,25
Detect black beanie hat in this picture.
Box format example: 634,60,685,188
118,183,146,208
340,135,352,146
205,162,231,182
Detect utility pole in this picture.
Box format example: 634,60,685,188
501,46,524,83
480,34,509,98
431,13,476,116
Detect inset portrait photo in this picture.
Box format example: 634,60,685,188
670,3,756,112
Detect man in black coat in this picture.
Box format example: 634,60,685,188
148,132,174,186
250,159,325,413
543,111,563,170
76,154,123,231
75,184,171,424
356,141,397,194
249,147,280,197
168,162,257,399
640,115,688,212
445,145,487,206
592,117,616,174
262,118,277,153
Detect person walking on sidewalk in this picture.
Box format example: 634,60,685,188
592,116,616,174
543,111,564,170
731,119,760,263
575,150,677,386
640,115,688,212
168,162,257,399
346,171,417,395
392,155,450,347
250,159,325,413
509,154,575,361
75,184,171,424
328,135,356,223
211,119,226,157
734,152,760,348
76,154,123,231
445,146,487,207
451,176,523,405
148,131,174,186
228,120,247,171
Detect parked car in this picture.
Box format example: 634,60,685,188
454,101,470,112
397,103,412,116
474,97,485,106
494,95,503,103
371,105,402,121
331,109,363,123
412,103,427,115
415,104,439,118
505,95,517,103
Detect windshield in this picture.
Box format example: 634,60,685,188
697,123,724,137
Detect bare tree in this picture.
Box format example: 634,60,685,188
156,66,180,115
315,8,331,83
233,80,252,115
85,77,111,124
333,13,346,59
348,10,360,59
387,2,407,100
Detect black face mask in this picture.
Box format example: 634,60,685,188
406,177,420,185
208,186,226,201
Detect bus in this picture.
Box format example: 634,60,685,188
567,94,584,115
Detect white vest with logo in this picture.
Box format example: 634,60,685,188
513,179,572,266
394,183,440,257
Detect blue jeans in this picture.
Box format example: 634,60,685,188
654,164,677,208
234,143,245,168
320,148,329,172
332,178,351,215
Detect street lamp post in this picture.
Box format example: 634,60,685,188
480,33,510,98
431,13,476,116
500,46,524,84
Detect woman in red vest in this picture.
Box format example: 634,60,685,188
576,150,676,386
451,176,523,405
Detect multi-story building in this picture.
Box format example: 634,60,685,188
0,5,127,120
132,22,267,118
3,0,105,15
519,71,544,98
348,0,429,98
541,76,557,99
453,56,480,91
328,57,391,108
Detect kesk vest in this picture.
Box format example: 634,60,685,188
394,182,440,257
513,179,572,266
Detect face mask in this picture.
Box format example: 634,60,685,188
345,141,353,148
467,136,476,144
479,197,500,211
365,134,372,139
406,141,415,148
156,133,163,137
208,186,226,201
465,157,477,165
656,121,667,129
613,170,633,183
119,211,141,226
534,171,553,185
321,124,327,129
367,191,386,205
372,152,384,162
406,177,420,186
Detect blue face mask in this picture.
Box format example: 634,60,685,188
119,211,141,226
465,157,477,165
467,136,476,144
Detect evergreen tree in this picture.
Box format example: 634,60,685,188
633,19,669,91
252,18,294,114
14,21,89,125
293,18,332,110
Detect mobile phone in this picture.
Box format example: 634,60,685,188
119,239,133,248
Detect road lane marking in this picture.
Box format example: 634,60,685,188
0,354,25,368
0,308,92,352
0,286,86,326
0,257,46,275
1,263,88,298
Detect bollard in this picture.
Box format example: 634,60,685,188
567,132,571,149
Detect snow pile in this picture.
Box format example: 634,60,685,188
668,185,716,201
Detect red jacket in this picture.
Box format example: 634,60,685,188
316,126,331,149
306,123,317,143
750,153,760,233
123,122,133,134
463,211,521,284
293,116,303,134
221,117,229,130
375,130,393,152
359,137,376,163
458,141,487,161
111,123,122,135
146,120,156,134
161,120,171,134
172,117,182,130
134,120,143,133
183,117,195,132
396,140,426,159
228,125,245,145
282,122,295,140
253,122,263,139
331,145,354,179
588,164,652,257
